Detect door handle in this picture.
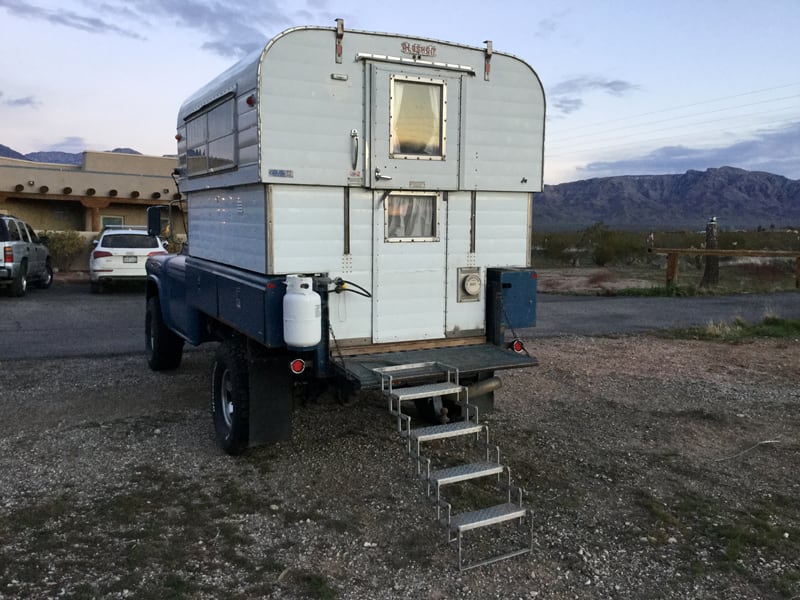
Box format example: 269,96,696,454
350,129,359,170
375,167,392,181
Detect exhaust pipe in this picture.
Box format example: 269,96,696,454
462,376,502,400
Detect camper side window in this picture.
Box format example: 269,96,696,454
390,77,446,160
385,193,439,241
185,97,236,175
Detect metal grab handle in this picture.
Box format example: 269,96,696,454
375,167,392,181
350,129,359,170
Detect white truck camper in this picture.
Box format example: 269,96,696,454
145,21,545,570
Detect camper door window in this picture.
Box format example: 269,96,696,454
185,97,236,175
385,193,439,241
390,77,445,160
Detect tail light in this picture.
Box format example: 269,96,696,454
3,247,12,264
148,250,168,257
510,339,526,354
92,250,113,259
289,358,306,374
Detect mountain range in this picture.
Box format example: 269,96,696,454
3,144,797,232
0,144,141,164
537,167,800,232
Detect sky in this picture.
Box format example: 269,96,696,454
1,0,798,184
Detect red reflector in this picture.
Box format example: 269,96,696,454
289,358,306,374
531,272,538,279
511,339,525,354
92,250,113,259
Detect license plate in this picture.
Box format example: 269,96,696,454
123,256,138,263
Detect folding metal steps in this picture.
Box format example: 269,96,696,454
374,361,533,571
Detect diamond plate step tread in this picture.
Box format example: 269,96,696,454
429,462,504,486
448,503,529,533
389,382,464,401
409,421,483,442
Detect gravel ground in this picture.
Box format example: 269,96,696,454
1,334,799,599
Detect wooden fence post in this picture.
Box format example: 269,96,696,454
666,253,679,287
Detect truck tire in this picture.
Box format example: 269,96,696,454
10,261,27,297
36,262,54,289
145,296,184,370
211,339,250,455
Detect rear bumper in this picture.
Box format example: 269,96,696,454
334,342,537,390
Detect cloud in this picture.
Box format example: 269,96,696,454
551,76,640,97
0,0,145,38
45,136,88,153
552,97,583,114
549,75,641,116
0,0,338,58
1,94,39,108
535,18,558,38
580,121,800,179
122,0,337,58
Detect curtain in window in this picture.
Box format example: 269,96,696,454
387,196,435,238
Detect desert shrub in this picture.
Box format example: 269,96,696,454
579,223,646,266
43,230,87,271
541,235,570,261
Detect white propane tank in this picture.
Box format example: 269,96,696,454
283,274,322,350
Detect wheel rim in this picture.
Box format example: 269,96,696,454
220,368,235,428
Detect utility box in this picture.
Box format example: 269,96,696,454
486,267,537,344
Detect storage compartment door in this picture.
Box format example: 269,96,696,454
369,64,461,190
372,191,446,343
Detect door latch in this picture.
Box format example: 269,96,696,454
374,167,392,181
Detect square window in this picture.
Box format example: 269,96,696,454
385,193,438,241
390,77,445,159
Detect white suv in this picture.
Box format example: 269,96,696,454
0,214,54,297
89,227,167,293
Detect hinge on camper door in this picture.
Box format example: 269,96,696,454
335,18,344,64
483,40,492,81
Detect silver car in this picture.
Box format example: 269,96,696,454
0,214,54,297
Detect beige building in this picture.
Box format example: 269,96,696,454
0,151,185,235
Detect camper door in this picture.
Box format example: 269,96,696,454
369,64,462,189
368,63,464,343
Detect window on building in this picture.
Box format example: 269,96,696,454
385,193,439,241
390,77,446,159
186,96,236,175
101,216,124,229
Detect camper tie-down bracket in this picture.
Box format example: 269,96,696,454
335,18,344,63
483,40,492,81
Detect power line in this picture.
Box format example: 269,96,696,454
547,105,800,158
549,93,800,148
551,82,800,138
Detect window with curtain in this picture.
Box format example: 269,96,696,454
390,77,445,159
385,193,438,241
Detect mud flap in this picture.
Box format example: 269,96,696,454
247,342,292,446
